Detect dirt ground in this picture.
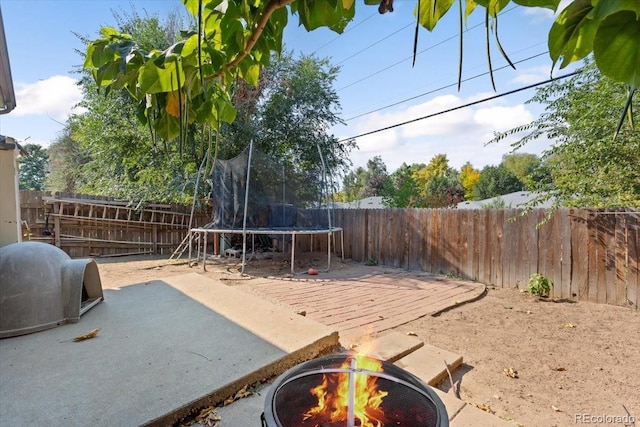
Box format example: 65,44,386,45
95,254,640,427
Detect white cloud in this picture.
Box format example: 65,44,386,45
341,93,543,173
522,0,572,21
473,104,534,132
510,65,552,85
354,129,401,153
12,75,83,120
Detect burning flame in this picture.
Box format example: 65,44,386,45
303,353,388,427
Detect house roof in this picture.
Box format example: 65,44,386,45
333,196,386,209
0,6,16,115
457,191,554,209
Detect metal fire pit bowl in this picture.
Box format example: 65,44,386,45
261,351,449,427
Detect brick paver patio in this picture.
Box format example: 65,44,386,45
243,269,485,335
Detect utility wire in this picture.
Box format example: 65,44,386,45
335,21,415,66
312,11,379,55
337,70,581,143
336,6,517,92
345,51,548,121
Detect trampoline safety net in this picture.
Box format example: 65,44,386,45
208,143,333,232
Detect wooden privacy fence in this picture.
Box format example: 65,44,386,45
18,191,639,309
324,208,638,309
20,191,209,258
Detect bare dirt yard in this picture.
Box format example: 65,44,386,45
96,254,640,427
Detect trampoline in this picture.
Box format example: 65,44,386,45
188,141,343,274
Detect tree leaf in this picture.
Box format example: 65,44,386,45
342,0,355,10
72,328,101,342
417,0,455,31
296,0,355,33
593,11,640,88
139,58,184,94
166,90,182,117
181,0,201,16
548,0,597,70
591,0,640,21
154,110,181,140
465,0,478,22
473,0,510,17
512,0,559,10
216,95,237,124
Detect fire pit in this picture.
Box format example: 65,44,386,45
261,351,448,427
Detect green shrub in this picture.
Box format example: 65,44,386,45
527,273,552,297
364,257,378,266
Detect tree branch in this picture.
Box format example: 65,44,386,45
206,0,294,82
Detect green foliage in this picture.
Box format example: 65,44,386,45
502,153,540,190
381,163,423,208
66,10,350,203
527,273,553,297
46,128,89,193
491,60,640,208
410,154,462,207
255,53,355,179
364,256,378,266
342,156,389,202
18,144,49,191
482,196,507,209
423,172,465,208
413,154,452,189
472,164,523,200
459,162,481,200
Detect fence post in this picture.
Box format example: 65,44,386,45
53,201,61,248
152,224,158,254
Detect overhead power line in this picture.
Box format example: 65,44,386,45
337,71,581,143
312,11,379,55
335,21,415,66
345,51,549,121
336,6,518,92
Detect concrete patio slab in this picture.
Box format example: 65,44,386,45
395,343,464,387
0,273,339,427
353,331,424,363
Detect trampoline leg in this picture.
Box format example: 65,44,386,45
341,229,345,262
194,232,200,266
203,232,208,272
188,230,193,267
327,231,331,271
290,233,296,274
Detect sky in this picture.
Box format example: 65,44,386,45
0,0,574,174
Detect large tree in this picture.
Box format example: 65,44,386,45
342,156,389,201
46,128,89,194
18,144,49,191
84,0,640,153
472,164,523,200
501,153,540,190
64,9,201,202
492,60,640,208
381,163,423,208
459,162,480,200
68,9,351,203
412,154,458,206
255,53,354,177
423,172,465,208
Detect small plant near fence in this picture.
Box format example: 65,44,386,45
527,273,553,297
364,256,378,266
